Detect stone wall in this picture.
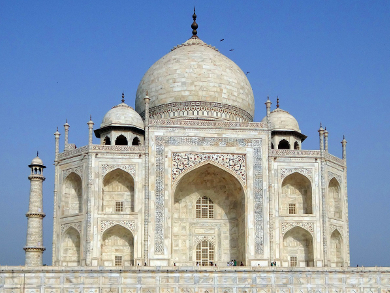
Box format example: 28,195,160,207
1,267,390,292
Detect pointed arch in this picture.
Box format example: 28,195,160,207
173,159,246,189
328,178,342,219
281,172,312,214
330,229,343,267
61,227,80,266
282,226,314,267
115,135,128,145
101,224,134,266
173,163,246,265
102,169,134,213
278,139,290,149
103,136,111,145
132,137,140,145
62,172,82,216
294,141,300,150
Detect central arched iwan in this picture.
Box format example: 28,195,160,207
172,163,246,266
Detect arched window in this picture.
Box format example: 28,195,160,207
271,143,274,149
196,196,214,218
115,135,128,145
196,240,214,266
104,136,111,145
278,139,290,149
294,141,300,150
132,137,140,145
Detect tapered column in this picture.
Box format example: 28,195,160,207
24,154,46,266
341,135,347,160
88,116,94,145
324,128,328,152
64,120,70,149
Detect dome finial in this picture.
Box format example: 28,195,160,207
191,7,198,37
276,97,279,108
122,92,125,103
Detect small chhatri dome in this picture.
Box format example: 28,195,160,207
30,156,43,166
101,99,144,130
135,11,254,122
265,108,301,132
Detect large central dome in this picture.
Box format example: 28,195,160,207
135,37,255,122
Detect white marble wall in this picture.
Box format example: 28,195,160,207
1,267,390,292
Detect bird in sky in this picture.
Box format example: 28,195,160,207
246,72,250,75
229,49,234,51
220,39,224,42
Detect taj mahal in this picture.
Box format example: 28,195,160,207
2,10,389,293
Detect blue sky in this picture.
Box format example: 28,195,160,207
0,1,389,266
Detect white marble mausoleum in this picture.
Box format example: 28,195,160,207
3,11,386,293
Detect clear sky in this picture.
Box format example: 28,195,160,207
0,1,389,266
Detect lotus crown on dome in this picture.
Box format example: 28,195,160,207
101,102,144,130
135,36,255,122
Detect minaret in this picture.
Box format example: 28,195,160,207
24,153,46,266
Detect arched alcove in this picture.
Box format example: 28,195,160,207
278,139,290,149
173,163,246,265
115,135,128,145
102,169,134,213
103,136,111,145
132,137,140,145
328,178,342,219
101,225,134,266
282,227,314,267
281,172,312,214
62,172,82,216
294,141,300,150
61,227,80,266
330,229,343,267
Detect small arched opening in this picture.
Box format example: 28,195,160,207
132,137,140,145
103,136,111,145
115,135,128,145
271,143,274,149
294,141,300,150
278,139,290,149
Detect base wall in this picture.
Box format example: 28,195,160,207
1,267,389,292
